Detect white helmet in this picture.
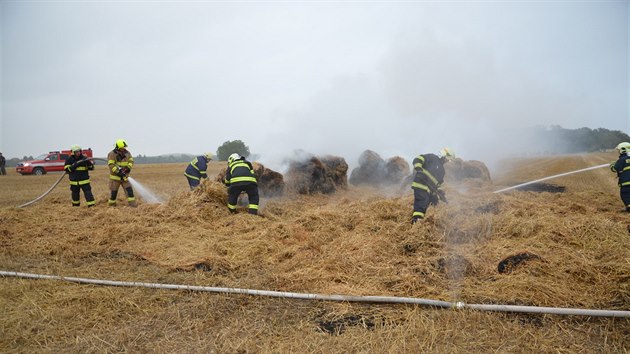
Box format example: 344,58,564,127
71,144,81,153
228,153,240,164
616,142,630,154
439,147,456,161
204,152,213,161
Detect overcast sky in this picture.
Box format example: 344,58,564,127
1,1,628,170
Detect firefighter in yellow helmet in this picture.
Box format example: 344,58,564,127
107,139,137,207
610,142,630,212
64,145,95,207
184,152,213,190
411,147,455,224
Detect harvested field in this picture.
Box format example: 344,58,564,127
1,153,629,352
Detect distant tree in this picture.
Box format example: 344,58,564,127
216,140,250,161
531,126,630,153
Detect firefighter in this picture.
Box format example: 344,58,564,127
107,139,137,207
411,147,455,224
223,153,259,215
0,152,6,175
610,142,630,212
184,152,213,190
64,145,95,207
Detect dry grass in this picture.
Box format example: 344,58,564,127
0,155,628,353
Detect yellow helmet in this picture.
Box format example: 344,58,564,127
204,152,213,161
70,144,81,153
115,139,128,149
616,142,630,154
439,147,456,161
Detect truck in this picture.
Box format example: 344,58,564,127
16,148,94,176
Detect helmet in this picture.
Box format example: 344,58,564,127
228,153,240,164
616,142,630,154
71,144,81,153
115,139,128,149
439,147,456,161
204,152,213,161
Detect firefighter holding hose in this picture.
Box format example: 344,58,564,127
64,145,95,207
611,142,630,212
107,139,137,207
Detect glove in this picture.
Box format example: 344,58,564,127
117,169,127,178
71,162,78,169
121,167,131,175
429,193,439,206
437,190,448,204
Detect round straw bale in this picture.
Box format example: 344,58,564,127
285,154,347,194
384,156,410,184
445,158,492,182
320,155,348,189
349,150,386,185
216,161,285,197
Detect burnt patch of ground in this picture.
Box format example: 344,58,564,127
516,183,565,193
498,252,542,274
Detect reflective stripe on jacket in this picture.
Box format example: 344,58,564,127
612,153,630,187
224,159,257,186
64,154,94,183
184,156,208,181
412,153,445,193
108,149,134,181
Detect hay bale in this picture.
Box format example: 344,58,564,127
349,150,409,186
445,158,492,182
215,162,285,197
320,156,348,189
252,162,285,197
384,156,410,184
349,150,386,186
285,154,348,195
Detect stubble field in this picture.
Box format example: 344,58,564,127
0,153,628,353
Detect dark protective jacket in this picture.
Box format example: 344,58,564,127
412,153,445,193
611,153,630,187
184,156,209,181
64,154,94,184
224,158,257,186
0,155,5,167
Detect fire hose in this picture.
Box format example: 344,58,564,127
1,270,628,318
17,157,109,208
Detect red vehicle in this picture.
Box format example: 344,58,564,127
16,148,93,176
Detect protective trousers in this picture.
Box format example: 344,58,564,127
621,185,630,212
227,184,259,215
70,184,95,207
412,188,430,222
186,176,201,190
108,180,137,207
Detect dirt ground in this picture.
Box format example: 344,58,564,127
0,153,628,353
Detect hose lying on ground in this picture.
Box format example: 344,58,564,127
16,157,109,208
1,270,628,318
17,173,67,208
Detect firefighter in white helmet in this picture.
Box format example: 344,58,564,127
64,145,95,207
185,152,213,190
610,142,630,212
410,147,455,224
107,139,137,207
223,153,259,215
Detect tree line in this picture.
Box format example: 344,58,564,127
3,128,629,167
